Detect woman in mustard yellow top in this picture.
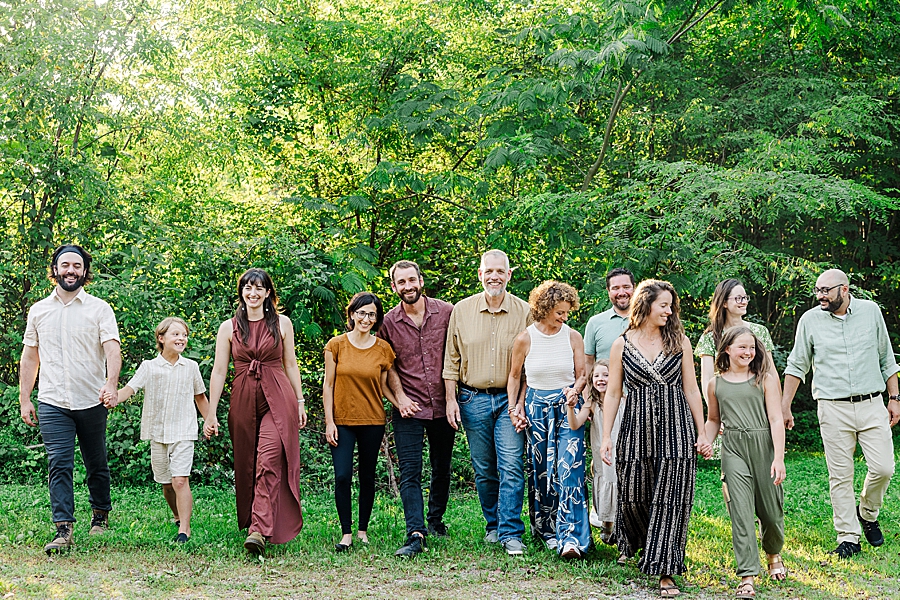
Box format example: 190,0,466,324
323,292,396,552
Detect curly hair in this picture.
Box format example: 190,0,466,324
528,280,580,323
628,279,684,356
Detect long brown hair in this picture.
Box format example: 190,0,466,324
234,268,281,345
628,279,684,356
703,278,743,351
714,325,770,387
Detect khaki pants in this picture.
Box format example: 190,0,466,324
817,396,895,544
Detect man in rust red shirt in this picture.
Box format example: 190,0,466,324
379,260,455,558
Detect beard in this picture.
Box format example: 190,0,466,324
821,289,844,313
613,295,631,311
400,287,422,305
482,283,506,297
57,272,87,292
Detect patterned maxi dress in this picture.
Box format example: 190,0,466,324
229,318,303,544
616,334,697,575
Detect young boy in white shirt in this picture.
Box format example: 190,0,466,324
104,317,209,543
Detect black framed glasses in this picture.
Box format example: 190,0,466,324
813,284,842,296
355,310,378,321
729,295,750,303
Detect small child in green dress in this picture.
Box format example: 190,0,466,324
701,325,786,599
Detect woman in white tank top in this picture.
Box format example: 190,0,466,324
508,281,590,558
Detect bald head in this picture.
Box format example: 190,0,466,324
817,269,849,288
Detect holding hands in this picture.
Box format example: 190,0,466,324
695,433,713,459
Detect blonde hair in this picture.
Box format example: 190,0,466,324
589,359,610,405
156,317,189,353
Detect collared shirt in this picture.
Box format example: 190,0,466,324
583,307,629,359
127,354,207,443
785,296,900,399
378,296,454,420
23,288,120,411
695,321,775,357
442,291,531,389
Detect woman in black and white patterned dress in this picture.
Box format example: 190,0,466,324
599,280,711,597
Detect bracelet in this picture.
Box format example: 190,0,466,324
297,398,305,404
507,406,517,414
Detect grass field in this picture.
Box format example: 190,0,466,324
0,453,898,599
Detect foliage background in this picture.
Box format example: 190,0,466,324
1,0,899,487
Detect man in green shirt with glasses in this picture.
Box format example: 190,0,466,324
782,268,900,559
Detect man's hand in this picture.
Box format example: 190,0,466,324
21,400,37,427
99,381,118,409
446,398,461,431
782,406,794,430
397,394,422,419
888,399,900,427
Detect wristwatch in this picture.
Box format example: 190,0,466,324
889,395,899,401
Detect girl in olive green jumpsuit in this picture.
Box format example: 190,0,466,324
703,326,786,599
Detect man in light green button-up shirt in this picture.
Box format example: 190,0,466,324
782,269,900,559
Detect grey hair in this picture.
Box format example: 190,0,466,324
480,249,510,270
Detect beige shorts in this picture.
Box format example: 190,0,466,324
150,440,195,483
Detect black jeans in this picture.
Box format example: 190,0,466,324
392,413,456,536
330,424,385,535
38,402,112,523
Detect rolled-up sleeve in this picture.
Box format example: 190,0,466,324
442,308,461,381
875,308,900,382
784,315,812,382
98,303,120,344
23,307,39,347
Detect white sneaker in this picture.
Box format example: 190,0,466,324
560,542,581,559
589,511,602,528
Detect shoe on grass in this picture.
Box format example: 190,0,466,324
395,533,425,557
244,531,266,556
89,509,109,535
502,538,525,556
484,530,499,544
174,533,189,544
829,540,861,559
857,505,884,547
560,542,581,559
589,510,602,528
427,522,449,537
44,522,74,555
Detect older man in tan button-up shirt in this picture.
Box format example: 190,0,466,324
443,249,531,555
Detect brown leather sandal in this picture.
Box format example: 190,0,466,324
736,581,755,599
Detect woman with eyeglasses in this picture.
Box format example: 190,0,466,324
696,279,780,405
323,291,397,552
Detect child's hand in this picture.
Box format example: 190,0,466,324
600,437,613,466
771,459,786,485
563,387,579,407
204,416,219,439
101,390,118,409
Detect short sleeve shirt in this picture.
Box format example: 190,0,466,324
127,355,207,443
695,321,775,358
23,288,120,410
583,308,629,359
326,334,395,425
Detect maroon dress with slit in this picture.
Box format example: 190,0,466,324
228,318,303,543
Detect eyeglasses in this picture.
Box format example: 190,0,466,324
813,284,842,296
729,295,750,303
355,311,378,321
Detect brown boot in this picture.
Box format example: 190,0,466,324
244,531,266,556
44,522,74,555
89,509,109,535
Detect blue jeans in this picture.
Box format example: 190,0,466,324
393,413,456,536
38,402,112,523
526,388,591,554
457,387,525,542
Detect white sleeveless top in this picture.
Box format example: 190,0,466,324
523,323,575,390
